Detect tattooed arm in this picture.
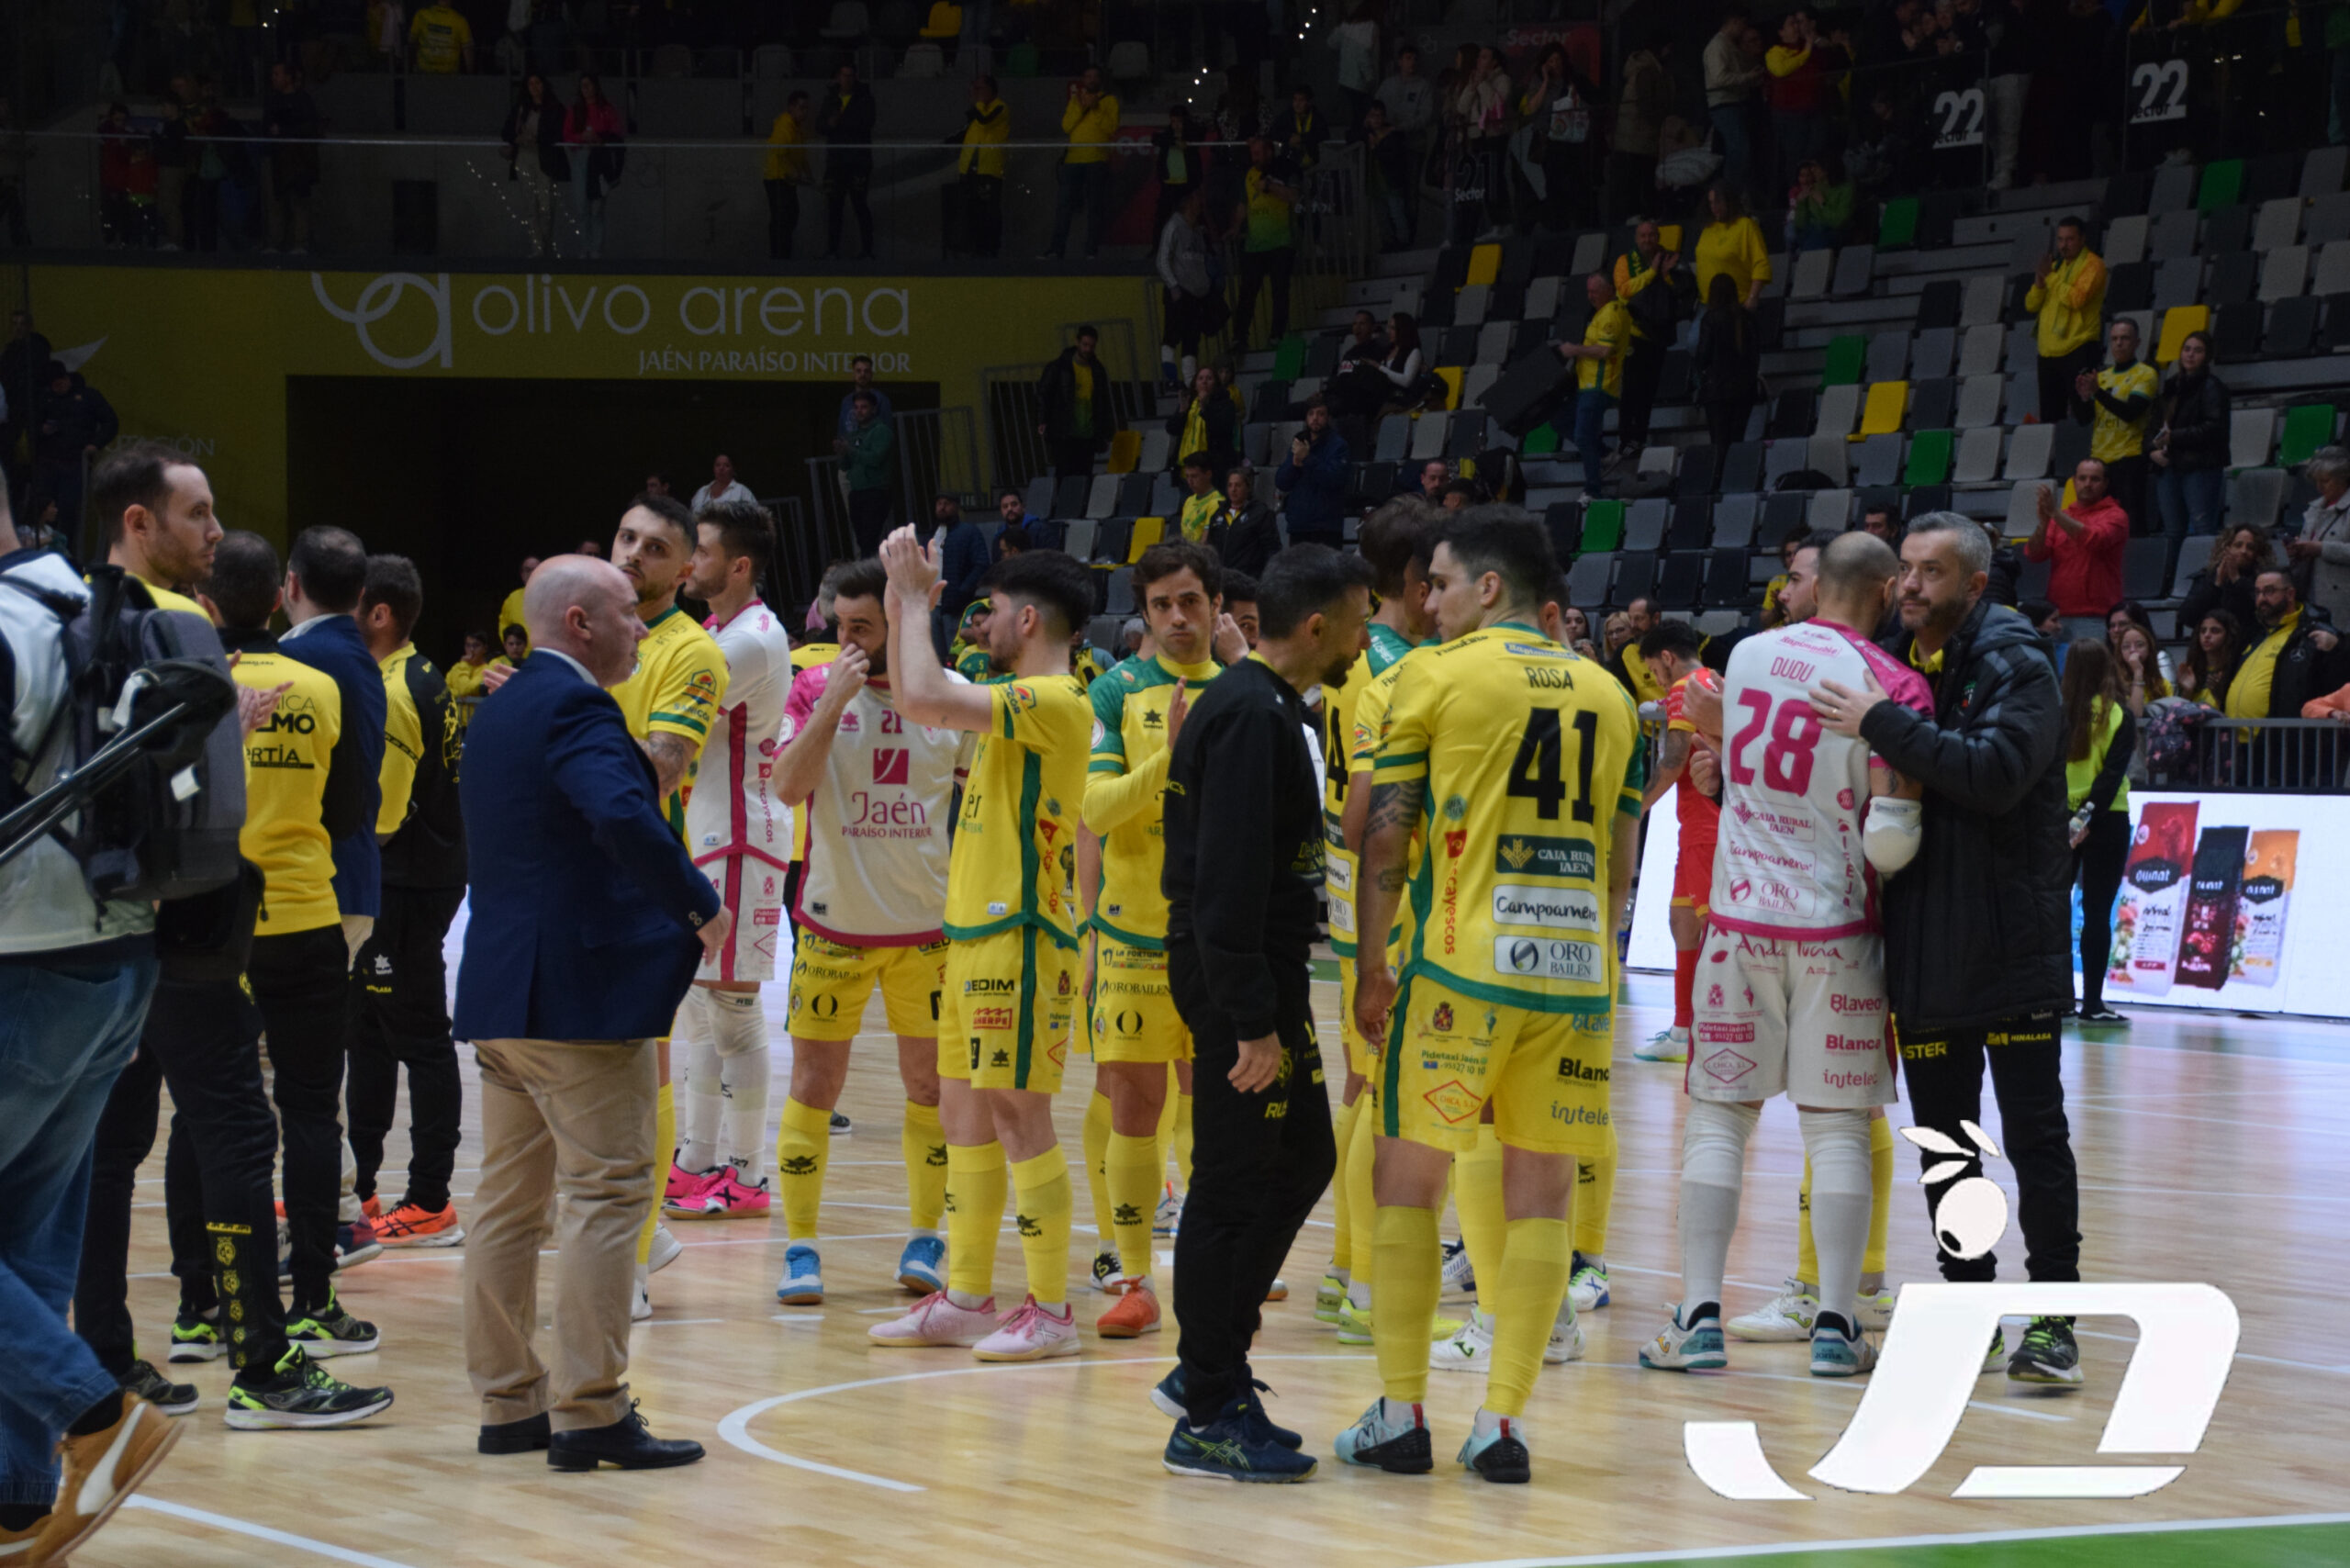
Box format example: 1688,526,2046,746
1349,776,1425,1050
642,731,693,802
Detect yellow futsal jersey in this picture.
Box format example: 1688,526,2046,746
1348,640,1428,957
611,604,728,837
1372,622,1643,1014
1084,652,1217,949
1322,622,1419,958
946,674,1091,948
234,649,344,935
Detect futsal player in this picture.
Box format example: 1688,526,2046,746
1342,510,1642,1483
766,558,967,1301
666,506,794,1221
867,530,1098,1361
1639,532,1928,1379
1632,618,1716,1065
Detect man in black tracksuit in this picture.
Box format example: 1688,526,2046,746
1810,511,2085,1386
1159,543,1371,1479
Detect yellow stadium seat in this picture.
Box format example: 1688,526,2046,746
1105,430,1141,474
1126,516,1165,559
2155,304,2210,364
1435,365,1463,409
1858,380,1909,437
920,0,962,36
1464,243,1501,288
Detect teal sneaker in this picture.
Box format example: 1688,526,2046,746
896,1236,945,1294
1334,1397,1433,1473
1808,1313,1877,1378
1640,1303,1729,1372
1457,1412,1531,1484
775,1242,822,1305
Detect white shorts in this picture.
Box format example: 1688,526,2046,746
696,855,790,984
1686,926,1897,1109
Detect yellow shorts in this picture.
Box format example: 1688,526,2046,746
937,925,1077,1094
1087,939,1191,1064
1377,971,1614,1157
786,935,948,1042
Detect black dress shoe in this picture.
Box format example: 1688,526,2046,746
547,1403,705,1473
479,1412,550,1454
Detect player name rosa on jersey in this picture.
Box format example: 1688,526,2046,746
688,599,796,869
781,661,968,945
1708,621,1932,938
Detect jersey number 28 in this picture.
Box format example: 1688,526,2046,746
1727,690,1821,795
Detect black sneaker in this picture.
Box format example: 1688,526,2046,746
167,1311,227,1363
225,1346,395,1430
2076,1007,2128,1025
1147,1366,1303,1450
286,1289,382,1357
829,1111,852,1137
121,1359,199,1417
1163,1395,1317,1484
2008,1316,2084,1385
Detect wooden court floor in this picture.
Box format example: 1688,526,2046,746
75,966,2350,1568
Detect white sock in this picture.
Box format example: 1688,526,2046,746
1346,1278,1372,1310
708,989,772,1184
1678,1100,1760,1316
1380,1396,1419,1425
1798,1106,1875,1334
677,988,722,1174
947,1288,990,1310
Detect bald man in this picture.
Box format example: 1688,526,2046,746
453,555,728,1473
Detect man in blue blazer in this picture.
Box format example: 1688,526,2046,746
454,555,728,1473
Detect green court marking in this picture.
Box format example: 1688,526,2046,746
1454,1519,2350,1568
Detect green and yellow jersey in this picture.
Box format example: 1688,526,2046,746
611,603,728,837
1082,652,1218,949
234,649,344,935
1322,621,1420,958
946,675,1091,947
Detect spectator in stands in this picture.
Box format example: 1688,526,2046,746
1983,0,2040,190
1616,220,1693,454
837,391,896,555
1220,570,1261,647
1151,106,1203,238
2020,599,2063,645
1608,28,1673,224
1036,325,1108,481
95,103,156,249
447,630,493,722
2181,523,2270,630
1232,138,1299,348
1178,454,1222,543
1518,44,1598,233
2177,609,2243,708
1046,66,1121,260
1405,457,1448,505
2287,444,2350,628
2149,330,2230,574
1375,44,1435,234
1787,159,1854,252
1439,478,1477,510
2226,569,2345,722
1557,603,1599,660
262,62,319,254
1158,189,1216,386
998,487,1036,531
819,61,878,262
1761,525,1813,627
1171,364,1238,474
2110,621,2171,722
839,353,894,439
934,493,988,625
563,74,623,259
1274,396,1349,548
2060,638,2134,1025
2027,459,2130,627
1692,274,1761,482
1328,311,1422,425
1860,504,1901,547
1327,3,1382,128
1554,273,1629,498
1842,84,1923,204
1273,85,1327,177
1763,9,1847,196
1360,102,1416,249
409,0,475,71
1211,469,1280,577
2,310,49,491
1695,184,1771,310
2073,317,2154,538
1449,45,1512,238
1983,517,2024,608
644,473,672,498
33,360,118,532
690,454,755,514
2105,601,2177,689
957,76,1009,259
764,90,811,261
993,525,1031,562
493,624,528,676
2026,218,2105,431
1703,5,1766,198
502,73,570,258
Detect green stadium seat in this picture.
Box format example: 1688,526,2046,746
1522,423,1559,456
2198,160,2244,213
1580,498,1626,553
2279,402,2338,466
1003,41,1039,76
1903,429,1953,486
1877,196,1919,249
1272,333,1307,380
1820,334,1866,387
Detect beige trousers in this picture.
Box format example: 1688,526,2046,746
463,1036,657,1432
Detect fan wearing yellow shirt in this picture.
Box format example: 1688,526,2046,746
497,556,536,649
443,631,493,727
867,532,1099,1362
1339,510,1642,1484
1556,273,1632,499
764,90,811,260
607,494,730,1317
1077,542,1246,1338
408,1,474,73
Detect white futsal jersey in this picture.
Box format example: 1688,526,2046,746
687,599,796,871
780,662,968,946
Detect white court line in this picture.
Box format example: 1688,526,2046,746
1396,1511,2350,1568
2073,1326,2350,1377
123,1495,419,1568
637,1316,725,1327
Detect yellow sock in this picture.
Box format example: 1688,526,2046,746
945,1142,1007,1299
1371,1204,1441,1403
1104,1131,1161,1283
1865,1114,1895,1276
1330,1094,1363,1274
1796,1157,1818,1289
1573,1137,1615,1257
1345,1103,1378,1302
1456,1125,1506,1299
1172,1092,1194,1190
902,1100,946,1232
775,1097,834,1240
1008,1148,1073,1308
636,1079,674,1265
1485,1216,1572,1417
1081,1091,1115,1256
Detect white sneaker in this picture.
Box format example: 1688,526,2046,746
868,1291,1001,1348
1440,1238,1476,1299
631,1262,651,1322
1727,1279,1818,1342
1569,1257,1610,1312
1152,1186,1183,1238
1634,1025,1689,1062
1548,1303,1586,1364
646,1224,682,1274
1430,1308,1494,1372
971,1294,1081,1361
1857,1286,1895,1333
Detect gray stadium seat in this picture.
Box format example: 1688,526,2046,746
1910,327,1957,382
1853,432,1904,487
1961,274,2007,329
1816,383,1862,437
1830,244,1876,298
2005,420,2055,479
1866,331,1909,385
2307,193,2350,245
2254,196,2303,252
2232,408,2277,468
2102,214,2149,266
1807,488,1853,534
1790,249,1835,300
1953,426,2004,482
1623,498,1670,552
1955,375,2006,431
1805,432,1852,485
1958,322,2005,378
2262,245,2310,302
1711,493,1758,548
